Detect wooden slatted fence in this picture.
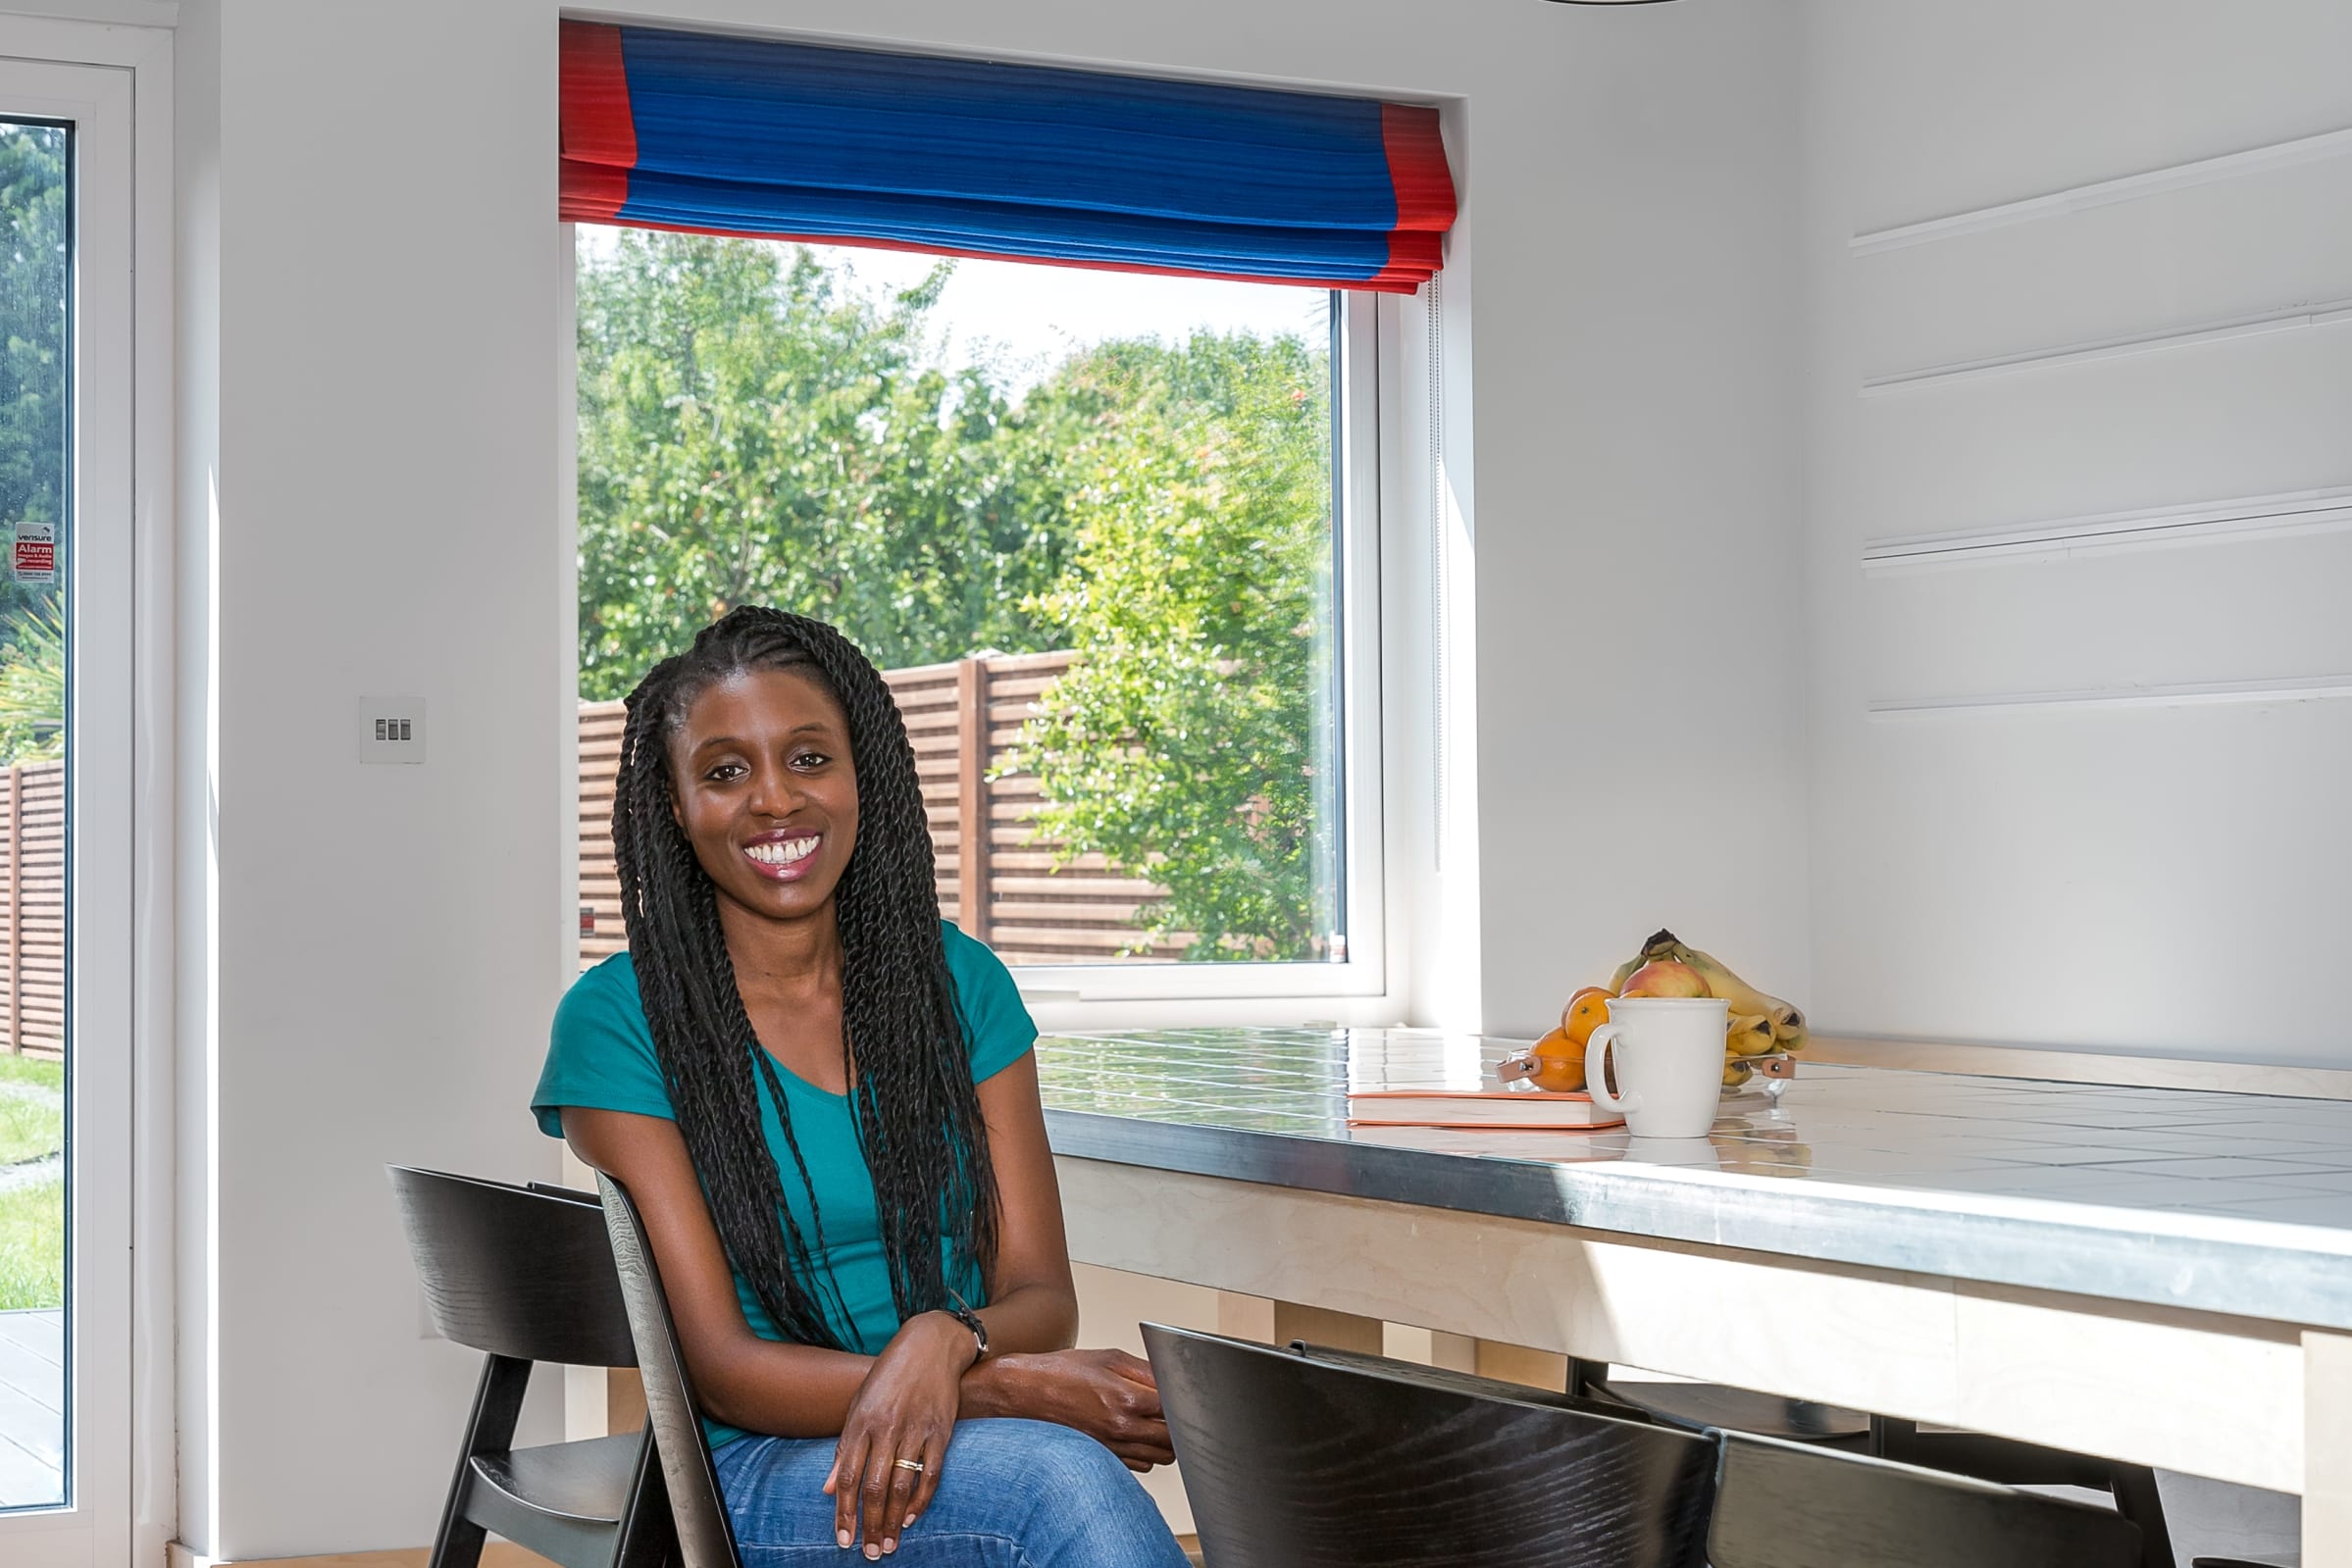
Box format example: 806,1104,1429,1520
577,651,1186,969
0,762,64,1058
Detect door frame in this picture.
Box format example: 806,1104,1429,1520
0,15,175,1568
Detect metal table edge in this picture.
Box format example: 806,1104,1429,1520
1045,1106,2352,1334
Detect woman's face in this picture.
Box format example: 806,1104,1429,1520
669,665,860,928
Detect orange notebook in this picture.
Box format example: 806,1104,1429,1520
1345,1087,1624,1131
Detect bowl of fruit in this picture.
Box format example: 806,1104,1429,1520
1500,929,1806,1095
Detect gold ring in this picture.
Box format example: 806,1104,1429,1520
894,1458,926,1474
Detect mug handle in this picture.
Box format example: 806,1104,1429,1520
1584,1024,1637,1116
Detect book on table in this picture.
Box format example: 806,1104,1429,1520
1345,1087,1623,1131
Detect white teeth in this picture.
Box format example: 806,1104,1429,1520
746,835,819,866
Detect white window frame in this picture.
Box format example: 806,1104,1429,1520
0,18,173,1568
559,241,1409,1021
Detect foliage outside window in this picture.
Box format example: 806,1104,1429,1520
0,122,66,1325
0,125,65,766
576,232,1344,962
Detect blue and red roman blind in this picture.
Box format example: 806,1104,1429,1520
559,21,1456,293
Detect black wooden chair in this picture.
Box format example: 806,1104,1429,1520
1570,1361,1871,1449
1709,1427,2145,1568
388,1166,671,1568
1144,1324,1723,1568
1570,1359,2173,1567
595,1172,745,1568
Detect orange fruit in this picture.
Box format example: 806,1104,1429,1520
1560,986,1614,1048
1520,1026,1588,1092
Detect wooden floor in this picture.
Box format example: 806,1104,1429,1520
0,1308,63,1508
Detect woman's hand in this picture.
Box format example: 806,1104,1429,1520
825,1313,975,1557
980,1348,1174,1471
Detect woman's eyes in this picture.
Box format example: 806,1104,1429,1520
699,750,831,783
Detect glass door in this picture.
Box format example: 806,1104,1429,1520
0,49,133,1568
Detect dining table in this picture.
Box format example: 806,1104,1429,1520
1035,1026,2352,1563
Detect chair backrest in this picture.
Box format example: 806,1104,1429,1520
388,1165,639,1368
529,1180,602,1204
1144,1323,1721,1568
597,1172,743,1568
1291,1340,1634,1419
1709,1429,2144,1568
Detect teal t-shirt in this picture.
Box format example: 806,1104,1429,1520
532,920,1037,1448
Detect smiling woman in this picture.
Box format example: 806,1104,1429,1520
534,607,1191,1565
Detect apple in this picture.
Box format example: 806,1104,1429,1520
1620,959,1708,999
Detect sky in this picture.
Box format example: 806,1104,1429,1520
577,227,1333,393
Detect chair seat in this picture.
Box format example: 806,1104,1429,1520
1590,1375,1869,1442
472,1432,648,1527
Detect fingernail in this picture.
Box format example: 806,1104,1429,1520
903,1514,917,1529
837,1531,851,1548
883,1541,897,1555
864,1545,881,1561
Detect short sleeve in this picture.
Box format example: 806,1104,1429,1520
942,923,1038,1084
532,955,676,1137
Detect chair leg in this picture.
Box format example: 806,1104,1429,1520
2107,1463,2174,1568
429,1354,533,1568
608,1423,678,1568
1870,1420,2175,1568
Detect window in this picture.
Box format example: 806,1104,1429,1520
0,25,146,1564
571,233,1386,1002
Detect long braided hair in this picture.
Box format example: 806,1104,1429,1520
612,606,999,1348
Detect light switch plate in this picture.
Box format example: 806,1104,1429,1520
358,695,427,764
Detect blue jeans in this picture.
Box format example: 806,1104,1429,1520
713,1417,1193,1567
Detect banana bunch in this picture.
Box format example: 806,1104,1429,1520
1608,929,1807,1089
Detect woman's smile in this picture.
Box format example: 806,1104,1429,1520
743,829,824,880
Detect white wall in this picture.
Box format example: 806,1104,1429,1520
188,0,573,1555
166,0,1810,1554
1468,4,1811,1037
1800,0,2352,1063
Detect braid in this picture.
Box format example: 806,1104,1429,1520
612,607,1000,1346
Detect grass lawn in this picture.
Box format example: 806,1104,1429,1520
0,1178,61,1309
0,1054,62,1091
0,1091,61,1166
0,1053,63,1167
0,1053,65,1309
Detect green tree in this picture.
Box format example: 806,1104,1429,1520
1014,332,1337,960
0,600,61,762
575,232,1073,696
0,126,63,566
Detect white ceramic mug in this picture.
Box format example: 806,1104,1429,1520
1583,995,1731,1138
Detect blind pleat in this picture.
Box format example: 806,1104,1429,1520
559,21,1456,293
